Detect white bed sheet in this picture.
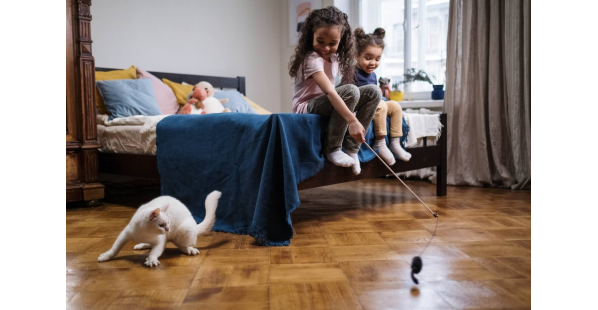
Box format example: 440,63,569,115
97,124,157,155
96,114,168,155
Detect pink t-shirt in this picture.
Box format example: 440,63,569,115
292,52,339,114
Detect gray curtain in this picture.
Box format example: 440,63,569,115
444,0,530,189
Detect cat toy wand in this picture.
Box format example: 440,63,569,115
363,141,439,285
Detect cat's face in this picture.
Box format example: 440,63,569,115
149,208,170,234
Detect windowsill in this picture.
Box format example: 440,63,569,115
399,100,444,109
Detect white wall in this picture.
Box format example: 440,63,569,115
92,0,282,113
279,0,296,113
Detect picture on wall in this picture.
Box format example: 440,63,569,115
289,0,321,46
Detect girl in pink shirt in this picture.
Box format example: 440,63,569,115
289,6,381,175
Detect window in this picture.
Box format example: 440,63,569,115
427,17,440,51
359,0,450,97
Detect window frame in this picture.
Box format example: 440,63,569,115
356,0,448,99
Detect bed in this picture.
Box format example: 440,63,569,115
95,68,448,245
96,67,447,196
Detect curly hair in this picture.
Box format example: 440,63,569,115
288,6,355,85
354,27,386,56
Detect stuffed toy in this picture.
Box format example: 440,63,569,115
196,81,227,102
180,86,207,115
379,77,391,100
186,81,231,114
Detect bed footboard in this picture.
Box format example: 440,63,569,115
437,113,447,196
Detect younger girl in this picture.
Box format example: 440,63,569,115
289,6,381,175
354,27,411,165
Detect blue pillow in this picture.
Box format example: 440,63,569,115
214,90,257,114
97,79,162,120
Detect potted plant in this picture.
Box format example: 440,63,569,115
390,82,404,102
399,68,444,100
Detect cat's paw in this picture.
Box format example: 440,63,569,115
187,247,200,256
98,251,114,262
144,257,160,267
179,246,200,255
134,243,151,250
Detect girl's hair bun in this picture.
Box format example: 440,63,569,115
354,27,367,39
373,28,386,39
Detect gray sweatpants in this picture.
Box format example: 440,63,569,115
307,84,381,153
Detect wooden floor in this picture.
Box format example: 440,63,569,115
67,179,531,309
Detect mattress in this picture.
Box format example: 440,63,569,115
96,110,443,182
96,114,167,155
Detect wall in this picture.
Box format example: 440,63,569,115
92,0,282,113
279,0,297,113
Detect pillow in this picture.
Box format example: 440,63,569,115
162,78,194,105
243,96,272,115
95,66,136,114
136,68,179,115
214,90,257,114
96,79,162,120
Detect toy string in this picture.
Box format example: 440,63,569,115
362,141,439,257
362,142,438,218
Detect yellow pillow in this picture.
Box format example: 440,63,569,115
243,96,272,115
162,78,194,105
95,66,137,114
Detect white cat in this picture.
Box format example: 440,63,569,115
98,191,221,267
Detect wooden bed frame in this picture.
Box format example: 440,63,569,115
96,67,447,196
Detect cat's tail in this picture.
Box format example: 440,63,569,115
196,190,221,236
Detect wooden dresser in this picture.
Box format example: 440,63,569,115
66,0,104,203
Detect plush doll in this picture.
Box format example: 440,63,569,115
379,77,391,100
190,81,231,114
180,86,207,115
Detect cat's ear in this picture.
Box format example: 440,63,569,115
163,204,169,212
150,208,160,220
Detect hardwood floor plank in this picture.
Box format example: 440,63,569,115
270,247,293,264
324,232,387,246
69,289,188,310
229,264,270,287
83,265,200,291
331,245,405,262
190,265,234,288
350,281,454,310
201,248,270,266
451,241,531,258
429,280,526,309
319,221,375,233
289,233,329,247
269,263,347,283
291,247,336,264
182,286,269,310
339,260,410,282
270,282,362,310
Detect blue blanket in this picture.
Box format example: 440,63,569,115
156,113,408,246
